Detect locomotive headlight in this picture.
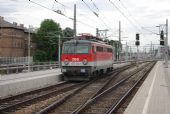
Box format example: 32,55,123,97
82,59,88,65
64,59,69,65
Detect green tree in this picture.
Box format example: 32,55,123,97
62,27,74,42
34,19,62,62
104,39,122,60
63,27,74,37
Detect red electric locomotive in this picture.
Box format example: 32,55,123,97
61,34,115,81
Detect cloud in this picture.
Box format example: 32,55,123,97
0,0,170,51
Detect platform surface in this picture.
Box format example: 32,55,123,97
124,61,170,114
0,68,61,82
0,68,62,99
0,62,131,98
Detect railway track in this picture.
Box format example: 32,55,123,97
0,81,84,114
71,62,156,114
33,62,152,114
0,63,133,114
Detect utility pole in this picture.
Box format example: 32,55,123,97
165,19,168,68
130,47,132,60
151,41,152,59
58,35,61,68
117,42,119,61
73,4,76,39
28,25,31,72
136,46,139,67
157,20,168,67
0,17,1,39
96,28,99,37
118,21,121,61
125,42,128,61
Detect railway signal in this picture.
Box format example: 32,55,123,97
135,33,140,67
135,33,140,46
160,30,164,45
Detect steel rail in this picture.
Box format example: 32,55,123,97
36,79,97,114
36,64,138,114
70,64,133,114
71,62,152,114
106,62,156,114
0,81,84,113
35,63,137,114
0,62,133,113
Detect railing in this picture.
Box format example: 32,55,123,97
0,62,59,75
0,57,33,65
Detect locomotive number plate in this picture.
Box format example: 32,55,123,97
72,58,80,62
70,62,82,66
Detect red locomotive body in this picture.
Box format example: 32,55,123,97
61,34,115,81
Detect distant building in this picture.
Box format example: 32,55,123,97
0,16,36,57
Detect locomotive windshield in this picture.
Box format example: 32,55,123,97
63,44,90,54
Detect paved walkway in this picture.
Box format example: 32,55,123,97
124,61,170,114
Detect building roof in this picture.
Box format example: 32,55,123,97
0,16,36,33
0,16,25,30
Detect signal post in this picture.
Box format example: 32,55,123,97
135,33,140,67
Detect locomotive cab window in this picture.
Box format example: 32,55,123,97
63,44,90,54
76,45,89,54
63,44,75,54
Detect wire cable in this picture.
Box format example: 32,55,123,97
90,0,117,28
109,0,141,31
119,0,142,28
29,0,73,20
29,0,97,29
81,0,112,29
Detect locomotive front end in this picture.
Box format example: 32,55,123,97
61,40,93,81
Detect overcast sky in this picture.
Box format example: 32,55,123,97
0,0,170,52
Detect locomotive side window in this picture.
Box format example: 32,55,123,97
96,46,103,52
107,48,113,53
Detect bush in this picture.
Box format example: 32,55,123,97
33,50,48,62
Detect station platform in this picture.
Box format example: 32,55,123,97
124,61,170,114
0,69,62,99
0,62,131,99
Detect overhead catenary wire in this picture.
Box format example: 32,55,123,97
77,20,96,29
118,0,159,36
55,0,72,9
54,0,116,31
90,0,99,12
118,0,142,28
90,0,117,29
29,0,73,20
141,27,158,35
81,0,112,29
29,0,97,29
109,0,141,32
55,0,104,29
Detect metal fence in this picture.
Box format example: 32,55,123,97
0,61,59,75
0,57,33,65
